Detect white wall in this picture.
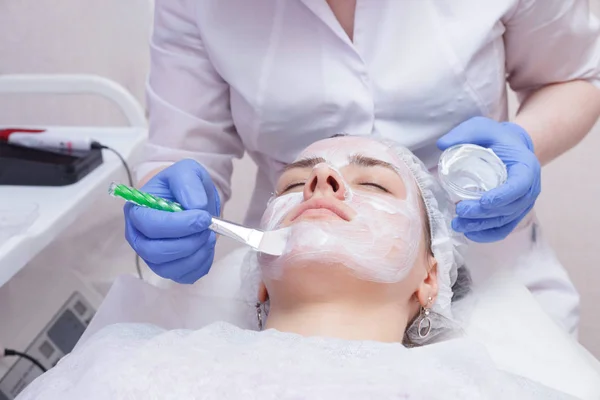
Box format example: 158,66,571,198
0,0,152,125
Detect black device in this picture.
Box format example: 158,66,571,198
0,142,103,186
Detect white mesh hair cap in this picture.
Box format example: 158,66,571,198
379,139,468,320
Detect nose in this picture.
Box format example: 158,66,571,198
303,164,347,201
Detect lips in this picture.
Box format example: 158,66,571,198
289,198,352,223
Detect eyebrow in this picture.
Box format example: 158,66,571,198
348,155,396,172
283,156,327,172
283,154,396,172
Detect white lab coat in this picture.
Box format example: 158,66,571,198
141,0,600,334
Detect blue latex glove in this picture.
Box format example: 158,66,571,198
437,117,541,243
124,159,221,283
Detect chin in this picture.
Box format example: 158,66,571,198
268,261,378,289
267,264,407,308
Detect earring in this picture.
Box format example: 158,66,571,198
256,302,263,331
417,296,433,339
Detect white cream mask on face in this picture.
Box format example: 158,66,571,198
258,137,424,283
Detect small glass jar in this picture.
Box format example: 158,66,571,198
438,144,507,203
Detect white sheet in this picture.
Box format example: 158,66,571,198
20,321,575,399
463,272,600,399
75,249,600,399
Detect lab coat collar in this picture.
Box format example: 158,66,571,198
297,0,355,48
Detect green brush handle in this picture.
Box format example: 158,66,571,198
108,183,184,212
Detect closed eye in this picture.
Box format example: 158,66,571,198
359,183,390,193
281,182,305,193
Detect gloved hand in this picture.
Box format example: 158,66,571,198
124,159,221,283
437,117,541,243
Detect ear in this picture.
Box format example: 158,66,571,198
416,255,438,307
257,282,269,303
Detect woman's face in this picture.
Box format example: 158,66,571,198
259,136,430,284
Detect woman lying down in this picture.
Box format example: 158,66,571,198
18,136,574,399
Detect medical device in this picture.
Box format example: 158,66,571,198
0,128,100,153
109,183,289,256
0,266,103,399
0,141,104,186
437,144,507,202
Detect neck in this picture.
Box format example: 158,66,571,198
264,300,410,343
